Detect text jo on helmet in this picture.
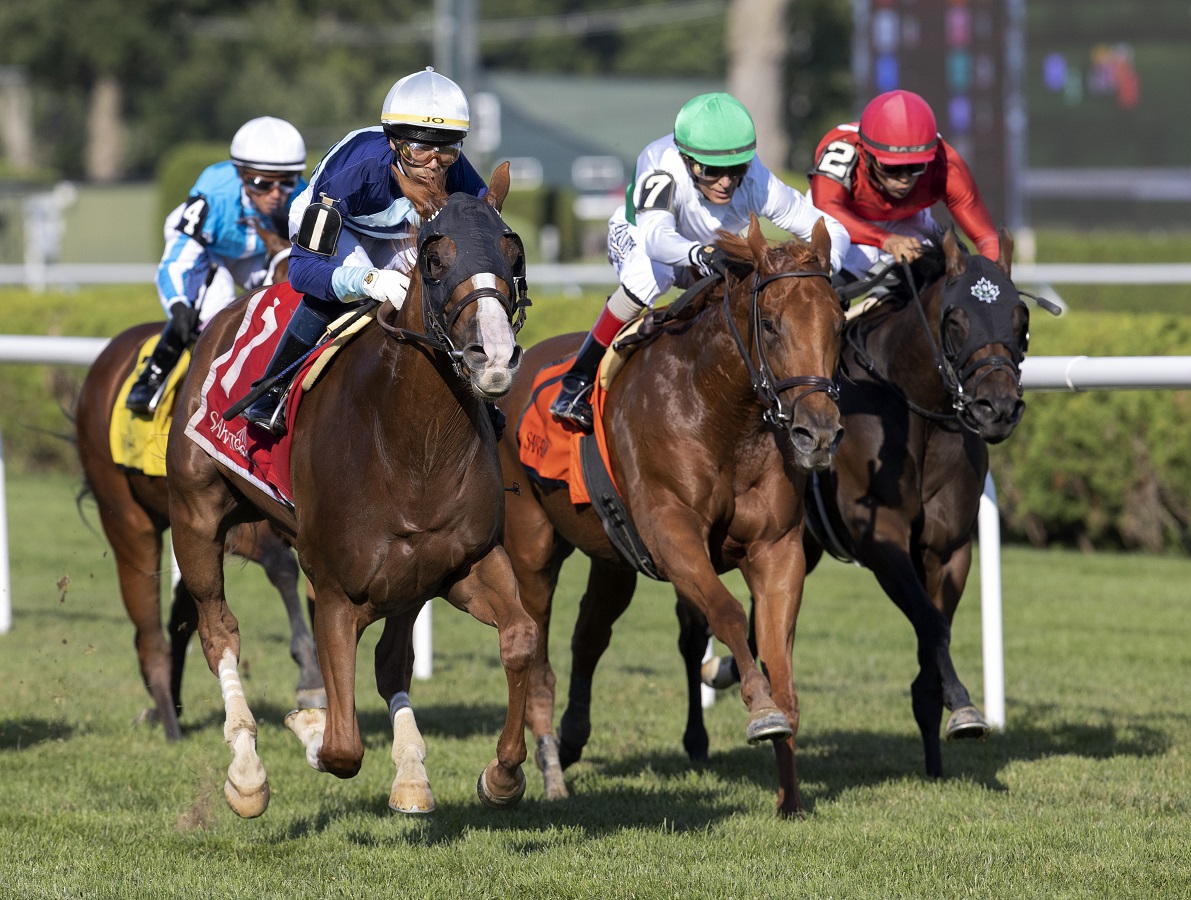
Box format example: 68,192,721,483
381,67,471,146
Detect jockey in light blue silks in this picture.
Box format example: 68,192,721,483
126,116,308,415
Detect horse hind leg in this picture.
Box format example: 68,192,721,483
676,597,712,762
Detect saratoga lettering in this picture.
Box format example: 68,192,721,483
208,410,249,457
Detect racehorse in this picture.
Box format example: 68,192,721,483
74,245,323,743
694,228,1035,780
497,216,844,818
166,165,538,818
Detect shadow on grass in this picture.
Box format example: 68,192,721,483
0,718,73,750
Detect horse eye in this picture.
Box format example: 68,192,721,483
761,317,777,335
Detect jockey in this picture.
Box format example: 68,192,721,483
809,89,999,285
240,67,487,436
126,116,308,415
550,91,850,433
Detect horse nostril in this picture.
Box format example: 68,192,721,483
830,427,844,454
462,345,487,371
1009,399,1025,426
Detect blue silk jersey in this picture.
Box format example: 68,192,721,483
155,161,306,308
288,126,487,303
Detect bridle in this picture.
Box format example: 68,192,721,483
845,256,1026,434
378,197,530,380
723,266,840,430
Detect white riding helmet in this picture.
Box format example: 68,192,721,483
229,116,307,173
381,67,470,145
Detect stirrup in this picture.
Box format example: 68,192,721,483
242,387,288,436
550,376,594,433
126,368,166,416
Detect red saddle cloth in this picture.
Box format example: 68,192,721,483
516,357,618,506
183,283,329,507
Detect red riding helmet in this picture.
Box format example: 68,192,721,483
858,90,939,165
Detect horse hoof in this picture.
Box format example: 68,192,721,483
389,782,436,815
746,707,793,745
476,760,526,810
535,735,569,801
700,655,739,690
224,777,270,819
945,705,991,741
295,688,327,710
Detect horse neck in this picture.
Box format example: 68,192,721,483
864,284,952,409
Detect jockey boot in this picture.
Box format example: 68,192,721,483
241,303,332,436
486,402,507,442
548,332,608,434
126,318,189,416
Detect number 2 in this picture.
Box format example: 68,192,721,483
814,140,858,181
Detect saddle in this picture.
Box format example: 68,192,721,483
109,338,191,477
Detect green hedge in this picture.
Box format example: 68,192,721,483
991,310,1191,553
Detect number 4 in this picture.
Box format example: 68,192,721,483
180,197,208,238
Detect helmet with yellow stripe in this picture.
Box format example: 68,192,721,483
381,67,470,145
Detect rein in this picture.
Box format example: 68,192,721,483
724,268,839,429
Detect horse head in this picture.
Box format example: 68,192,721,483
718,215,844,470
933,228,1028,443
412,163,527,398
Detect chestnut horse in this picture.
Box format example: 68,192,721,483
695,228,1037,780
167,167,538,818
74,246,323,743
497,217,844,818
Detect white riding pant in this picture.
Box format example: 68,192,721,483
840,208,943,280
607,221,699,310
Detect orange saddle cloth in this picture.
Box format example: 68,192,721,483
516,357,619,507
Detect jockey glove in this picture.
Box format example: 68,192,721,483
168,300,198,345
331,266,411,307
690,244,731,278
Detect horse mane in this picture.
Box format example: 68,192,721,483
887,241,952,304
394,166,451,266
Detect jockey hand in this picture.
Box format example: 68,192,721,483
361,268,411,306
882,234,923,264
168,300,198,344
690,244,731,278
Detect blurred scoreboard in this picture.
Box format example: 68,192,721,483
851,0,1026,228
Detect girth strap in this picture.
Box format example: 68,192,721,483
579,435,662,580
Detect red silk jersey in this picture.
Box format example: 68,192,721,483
809,124,999,261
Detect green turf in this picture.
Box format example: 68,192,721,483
1,472,1188,898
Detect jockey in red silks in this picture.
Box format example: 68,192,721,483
809,89,999,285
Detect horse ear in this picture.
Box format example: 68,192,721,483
810,217,831,272
996,227,1014,277
486,162,511,213
943,228,966,279
747,213,767,267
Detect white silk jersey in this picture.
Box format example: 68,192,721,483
608,134,850,275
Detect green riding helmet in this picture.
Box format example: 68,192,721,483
673,93,757,167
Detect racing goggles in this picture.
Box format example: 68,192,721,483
397,139,463,168
688,159,750,184
242,173,300,194
872,159,928,180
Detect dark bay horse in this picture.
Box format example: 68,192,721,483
497,216,844,818
695,228,1034,780
166,165,538,818
74,249,324,743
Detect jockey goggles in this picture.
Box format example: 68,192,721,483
686,158,750,184
871,158,928,180
242,173,300,194
396,139,463,168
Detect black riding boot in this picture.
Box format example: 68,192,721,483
126,318,189,415
241,303,332,436
549,332,607,433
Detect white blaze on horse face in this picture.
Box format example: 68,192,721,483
472,272,517,373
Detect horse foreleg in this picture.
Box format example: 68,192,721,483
374,614,434,813
924,541,990,744
675,597,711,762
445,546,536,809
216,649,270,818
742,535,808,819
309,590,365,779
166,578,198,725
558,559,637,772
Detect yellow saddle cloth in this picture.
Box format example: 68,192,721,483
109,335,191,477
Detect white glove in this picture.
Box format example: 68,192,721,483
361,268,411,306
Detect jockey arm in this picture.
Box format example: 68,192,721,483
155,227,215,317
757,165,851,273
940,147,1000,261
808,173,899,256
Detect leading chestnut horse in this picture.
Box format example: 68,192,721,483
74,248,324,742
166,166,538,818
498,217,844,818
695,228,1037,781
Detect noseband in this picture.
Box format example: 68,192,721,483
723,268,839,430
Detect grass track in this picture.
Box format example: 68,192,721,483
2,476,1191,898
